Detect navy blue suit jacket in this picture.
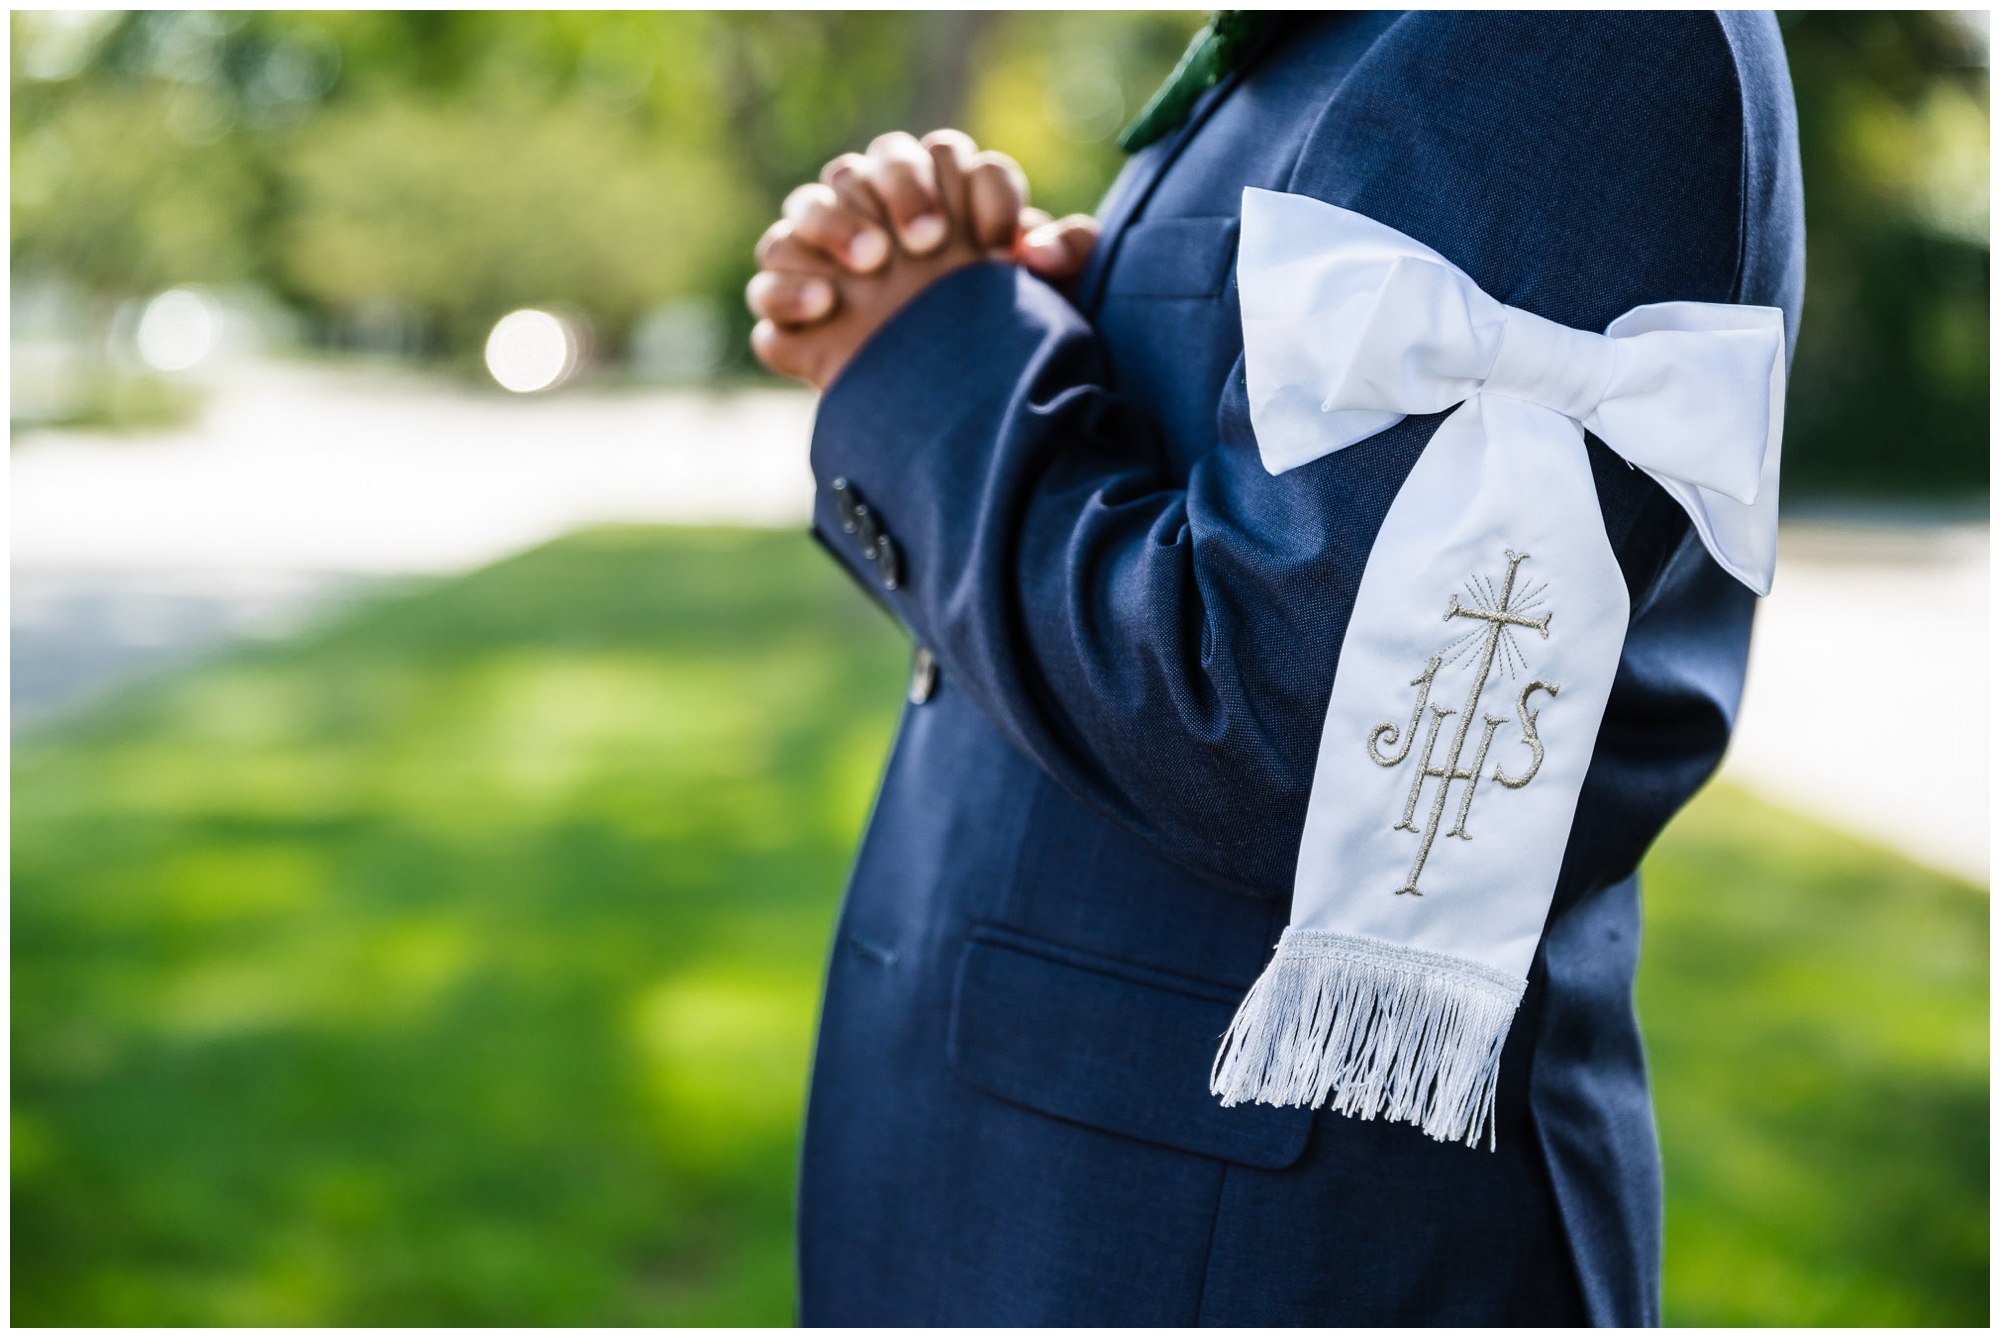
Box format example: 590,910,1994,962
798,11,1803,1325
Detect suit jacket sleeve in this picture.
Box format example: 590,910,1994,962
808,11,1760,898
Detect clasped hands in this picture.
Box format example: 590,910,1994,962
747,129,1100,391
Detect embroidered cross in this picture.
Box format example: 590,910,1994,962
1367,550,1561,896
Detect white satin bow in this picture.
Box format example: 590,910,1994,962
1238,188,1787,595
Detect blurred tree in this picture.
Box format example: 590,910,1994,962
967,11,1200,220
11,68,262,294
1779,10,1990,498
14,11,363,317
279,98,750,355
9,9,1989,499
10,9,1194,367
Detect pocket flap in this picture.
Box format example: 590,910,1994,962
948,928,1312,1170
1103,215,1240,299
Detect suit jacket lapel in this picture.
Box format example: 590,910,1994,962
1077,24,1283,316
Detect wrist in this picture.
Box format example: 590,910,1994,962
820,259,1008,399
810,246,986,390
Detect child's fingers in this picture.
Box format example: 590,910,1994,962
750,319,817,385
920,127,980,158
746,268,838,329
966,153,1028,251
920,130,979,233
865,131,946,255
782,183,891,274
820,154,898,236
755,219,840,275
819,153,883,214
755,227,847,279
972,148,1028,206
823,156,903,271
925,138,974,243
824,157,892,232
1019,214,1101,284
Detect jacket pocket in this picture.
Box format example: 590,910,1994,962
947,926,1313,1170
1102,215,1241,299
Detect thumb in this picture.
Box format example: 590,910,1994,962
1018,214,1101,282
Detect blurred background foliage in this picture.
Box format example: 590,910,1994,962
12,9,1985,495
1780,10,1990,495
10,9,1992,1328
10,9,1194,374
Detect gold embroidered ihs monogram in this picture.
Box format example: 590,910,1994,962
1367,550,1561,896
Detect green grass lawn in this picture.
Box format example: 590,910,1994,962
1640,785,1989,1325
12,526,1989,1324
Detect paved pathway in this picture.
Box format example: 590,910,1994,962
1722,521,1987,884
13,357,816,726
12,357,1987,884
13,357,816,575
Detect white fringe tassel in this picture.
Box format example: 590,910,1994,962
1210,929,1527,1150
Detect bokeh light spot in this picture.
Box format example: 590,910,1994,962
136,289,221,372
484,309,576,393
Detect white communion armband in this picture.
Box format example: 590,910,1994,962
1213,188,1785,1148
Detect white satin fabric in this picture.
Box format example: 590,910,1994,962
1239,187,1786,595
1236,187,1785,985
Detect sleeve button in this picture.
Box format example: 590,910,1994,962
875,534,902,591
852,503,882,559
907,646,938,704
831,478,861,533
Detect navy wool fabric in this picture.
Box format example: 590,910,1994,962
797,11,1803,1326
